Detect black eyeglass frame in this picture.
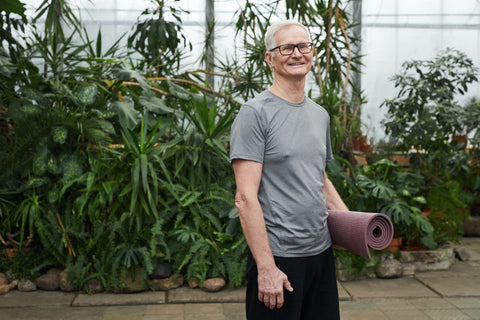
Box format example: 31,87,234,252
268,42,314,56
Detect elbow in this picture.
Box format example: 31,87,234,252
235,192,256,222
235,192,248,211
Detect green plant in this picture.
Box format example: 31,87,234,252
461,98,480,157
426,180,469,244
127,0,191,76
1,0,369,289
4,241,55,280
327,157,436,249
357,160,435,249
381,49,479,241
381,48,478,179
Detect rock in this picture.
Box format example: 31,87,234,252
9,279,19,290
187,277,200,289
0,273,7,285
36,273,60,291
376,259,403,279
59,270,74,292
87,279,104,293
400,247,455,273
18,279,37,292
149,274,184,291
399,247,454,264
111,268,148,293
454,246,470,261
47,268,63,276
150,262,173,279
0,284,9,295
402,263,416,276
201,277,226,292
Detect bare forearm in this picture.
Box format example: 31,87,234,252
236,197,275,271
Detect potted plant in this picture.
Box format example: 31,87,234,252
327,157,436,250
381,49,479,242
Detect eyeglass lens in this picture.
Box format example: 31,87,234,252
279,42,312,55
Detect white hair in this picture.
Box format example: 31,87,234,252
265,20,311,55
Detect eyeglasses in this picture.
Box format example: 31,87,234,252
269,42,314,56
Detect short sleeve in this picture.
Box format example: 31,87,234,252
229,105,266,164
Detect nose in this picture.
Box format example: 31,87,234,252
291,46,302,57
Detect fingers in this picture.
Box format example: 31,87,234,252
283,278,294,292
275,292,285,309
259,291,283,309
257,268,293,309
258,286,290,309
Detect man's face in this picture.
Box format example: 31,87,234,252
265,25,313,80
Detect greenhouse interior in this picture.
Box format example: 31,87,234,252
1,0,480,296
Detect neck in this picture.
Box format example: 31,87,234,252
269,77,306,103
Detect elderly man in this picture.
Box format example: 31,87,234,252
230,20,348,319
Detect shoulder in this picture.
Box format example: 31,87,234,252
305,97,330,119
236,91,277,121
243,91,275,110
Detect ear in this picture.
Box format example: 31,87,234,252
265,51,275,68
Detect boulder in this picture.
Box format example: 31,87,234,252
18,279,37,292
47,268,63,276
0,284,9,295
400,246,455,273
454,246,470,261
376,259,403,279
9,279,19,290
36,273,60,291
59,270,74,292
187,276,200,289
0,273,8,285
201,277,226,292
149,274,184,291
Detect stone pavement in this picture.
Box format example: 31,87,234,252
1,237,479,320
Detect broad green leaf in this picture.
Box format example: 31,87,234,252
77,83,98,106
113,67,150,92
111,98,141,131
51,126,68,144
0,0,26,16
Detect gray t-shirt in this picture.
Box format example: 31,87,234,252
230,90,333,257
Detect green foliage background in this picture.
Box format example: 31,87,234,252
1,0,478,288
0,0,362,289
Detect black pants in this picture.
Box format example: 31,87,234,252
246,247,340,320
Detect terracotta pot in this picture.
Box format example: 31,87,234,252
360,143,370,153
353,135,367,151
388,237,403,253
451,135,467,149
401,240,427,251
390,154,411,167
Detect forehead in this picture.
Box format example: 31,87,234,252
274,25,309,44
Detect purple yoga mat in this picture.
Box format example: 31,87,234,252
327,210,394,259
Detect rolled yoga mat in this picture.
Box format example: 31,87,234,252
327,210,394,259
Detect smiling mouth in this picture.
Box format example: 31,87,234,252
289,62,304,66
